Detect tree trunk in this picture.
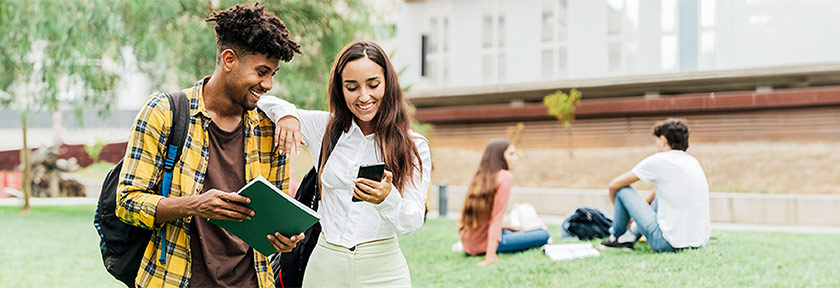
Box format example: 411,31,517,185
51,107,63,197
21,113,31,212
52,108,62,145
567,123,574,159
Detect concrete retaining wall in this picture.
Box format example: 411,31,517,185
429,185,840,226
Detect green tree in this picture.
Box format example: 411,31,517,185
261,0,372,110
1,0,372,211
120,0,373,109
0,0,124,211
84,138,109,163
543,89,582,158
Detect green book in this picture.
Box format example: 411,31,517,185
209,175,321,256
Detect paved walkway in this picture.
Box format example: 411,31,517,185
427,211,840,235
0,196,97,206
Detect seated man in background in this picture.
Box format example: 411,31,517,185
601,118,710,252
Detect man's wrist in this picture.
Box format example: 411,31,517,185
182,195,198,217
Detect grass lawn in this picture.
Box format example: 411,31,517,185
0,205,122,287
2,206,838,287
405,218,840,287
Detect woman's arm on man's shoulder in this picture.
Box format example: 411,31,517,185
258,96,330,160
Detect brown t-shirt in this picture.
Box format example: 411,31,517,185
189,120,259,287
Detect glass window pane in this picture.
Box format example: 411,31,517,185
443,18,450,52
428,59,438,82
661,34,677,70
607,0,623,36
542,0,554,42
625,0,639,30
483,55,494,82
701,0,716,28
662,0,676,32
430,18,438,53
700,31,716,68
557,0,567,42
542,49,554,78
557,46,567,76
625,41,638,73
498,53,506,82
483,15,493,48
498,16,505,48
442,57,450,84
608,41,622,72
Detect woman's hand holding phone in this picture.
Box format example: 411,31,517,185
353,170,393,204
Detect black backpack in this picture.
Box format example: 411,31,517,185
93,91,189,287
270,126,340,288
562,206,613,240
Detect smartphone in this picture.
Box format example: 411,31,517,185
352,163,385,202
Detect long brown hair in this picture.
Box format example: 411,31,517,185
319,41,422,193
460,139,511,229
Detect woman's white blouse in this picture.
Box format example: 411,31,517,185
258,97,431,248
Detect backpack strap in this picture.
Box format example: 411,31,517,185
159,91,189,199
157,91,189,264
314,124,341,203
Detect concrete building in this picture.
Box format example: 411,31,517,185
395,0,840,148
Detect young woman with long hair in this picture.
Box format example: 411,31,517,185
258,40,430,287
459,139,550,266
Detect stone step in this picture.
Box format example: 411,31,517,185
429,185,840,226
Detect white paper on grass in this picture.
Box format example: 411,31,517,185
542,243,600,261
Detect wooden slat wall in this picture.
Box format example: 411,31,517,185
428,106,840,149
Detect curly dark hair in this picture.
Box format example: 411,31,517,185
205,4,301,62
652,118,690,151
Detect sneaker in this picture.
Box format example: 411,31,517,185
600,237,634,251
617,229,639,243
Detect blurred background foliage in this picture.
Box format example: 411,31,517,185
0,0,373,210
0,0,373,115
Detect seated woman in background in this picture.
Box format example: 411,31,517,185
458,139,550,266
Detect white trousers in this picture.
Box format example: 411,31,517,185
302,236,411,288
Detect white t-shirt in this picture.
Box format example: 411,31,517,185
632,150,710,248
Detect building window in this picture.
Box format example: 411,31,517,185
443,18,449,53
699,0,716,69
606,0,639,74
483,15,493,48
661,0,678,71
541,0,568,79
542,49,554,78
542,0,554,42
607,0,624,73
425,15,449,85
608,41,622,72
481,0,506,83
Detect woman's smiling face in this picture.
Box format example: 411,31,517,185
341,57,385,134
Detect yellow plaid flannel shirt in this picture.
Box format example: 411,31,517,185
116,78,288,288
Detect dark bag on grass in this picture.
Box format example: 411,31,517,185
562,206,613,240
270,127,340,288
93,92,189,287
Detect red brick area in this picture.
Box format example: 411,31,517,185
414,85,840,124
0,142,127,171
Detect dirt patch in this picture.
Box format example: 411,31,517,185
430,141,840,194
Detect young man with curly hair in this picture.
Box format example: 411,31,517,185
600,118,711,253
116,4,302,287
